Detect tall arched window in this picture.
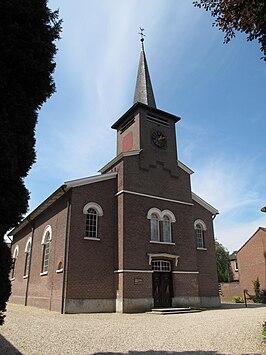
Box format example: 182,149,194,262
194,219,207,249
11,246,19,279
24,238,32,277
83,202,104,239
86,208,98,238
150,213,160,241
162,215,171,243
41,226,52,274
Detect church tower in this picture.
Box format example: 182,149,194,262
99,33,219,312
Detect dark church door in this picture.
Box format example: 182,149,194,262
152,271,172,308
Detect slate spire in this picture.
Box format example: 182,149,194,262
133,28,156,108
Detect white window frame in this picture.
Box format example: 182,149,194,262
83,202,103,240
23,237,32,278
194,219,207,250
147,208,176,244
11,245,19,280
41,225,52,276
152,260,171,272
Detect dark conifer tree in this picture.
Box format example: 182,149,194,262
0,0,62,324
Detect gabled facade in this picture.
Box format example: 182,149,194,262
9,42,220,313
222,227,266,301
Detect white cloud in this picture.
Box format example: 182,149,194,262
191,155,265,252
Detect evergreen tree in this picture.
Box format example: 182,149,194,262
193,0,266,60
215,240,229,283
0,0,62,324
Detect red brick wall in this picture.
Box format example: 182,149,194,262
238,228,266,292
220,282,241,302
66,178,117,300
10,194,69,312
193,201,219,297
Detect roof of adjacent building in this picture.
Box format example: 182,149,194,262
237,227,266,253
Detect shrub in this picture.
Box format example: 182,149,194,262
233,295,244,303
260,289,266,304
262,322,266,340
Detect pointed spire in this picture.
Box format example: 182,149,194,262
133,28,156,108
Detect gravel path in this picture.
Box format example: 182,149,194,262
1,303,266,355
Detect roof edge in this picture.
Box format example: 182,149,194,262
192,192,219,215
98,150,142,174
177,160,194,175
111,102,180,130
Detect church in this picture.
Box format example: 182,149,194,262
9,38,220,313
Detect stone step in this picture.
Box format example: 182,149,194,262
149,307,203,315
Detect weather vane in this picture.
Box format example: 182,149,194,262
139,27,145,48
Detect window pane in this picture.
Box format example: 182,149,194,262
42,241,50,273
196,224,204,248
150,214,159,241
163,216,171,242
152,260,171,272
24,252,30,276
86,208,98,238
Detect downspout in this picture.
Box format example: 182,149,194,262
24,217,35,306
61,188,72,314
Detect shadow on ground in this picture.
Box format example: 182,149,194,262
219,302,266,310
0,335,22,354
92,351,260,355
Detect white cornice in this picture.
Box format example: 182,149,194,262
147,253,180,266
192,192,219,215
177,160,194,175
116,190,194,206
65,172,117,188
98,150,142,174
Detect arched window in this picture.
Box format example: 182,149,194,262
150,213,160,241
83,202,103,239
11,246,19,279
147,208,176,243
24,238,32,277
162,215,171,243
194,220,207,249
41,226,52,274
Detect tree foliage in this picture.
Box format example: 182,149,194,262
215,240,229,283
0,0,62,324
193,0,266,60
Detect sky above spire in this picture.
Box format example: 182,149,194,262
133,44,156,108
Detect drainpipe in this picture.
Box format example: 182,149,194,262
61,189,72,314
24,217,35,306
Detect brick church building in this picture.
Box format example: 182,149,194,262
9,40,220,313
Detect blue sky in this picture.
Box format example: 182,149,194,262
25,0,266,252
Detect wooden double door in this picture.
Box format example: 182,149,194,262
152,271,172,308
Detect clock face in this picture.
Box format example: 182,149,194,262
151,130,167,149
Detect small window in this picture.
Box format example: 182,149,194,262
11,246,19,279
83,202,103,240
234,259,239,271
152,260,171,272
24,238,32,277
41,226,52,274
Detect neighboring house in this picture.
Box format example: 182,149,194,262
222,227,266,301
9,42,220,313
228,251,239,282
